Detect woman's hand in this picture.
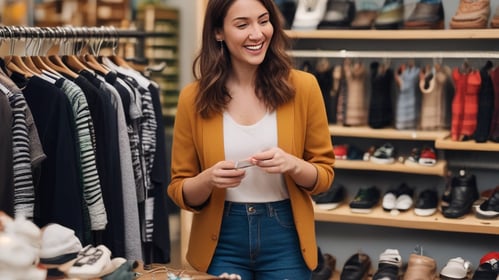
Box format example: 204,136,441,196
250,147,300,174
206,161,247,189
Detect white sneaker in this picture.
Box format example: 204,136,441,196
292,0,329,30
379,248,402,267
440,257,472,279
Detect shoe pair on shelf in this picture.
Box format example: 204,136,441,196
441,169,480,219
312,247,336,280
450,0,490,29
474,186,499,219
350,186,380,213
382,183,414,212
440,257,473,280
372,249,402,280
313,184,346,210
404,146,437,167
340,251,371,280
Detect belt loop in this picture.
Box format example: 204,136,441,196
224,201,232,216
267,202,273,217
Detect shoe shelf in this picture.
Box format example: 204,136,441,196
334,160,447,177
435,137,499,152
313,204,499,235
285,29,499,40
329,125,449,141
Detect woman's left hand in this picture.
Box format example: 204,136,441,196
250,147,299,174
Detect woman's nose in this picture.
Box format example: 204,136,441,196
248,25,263,40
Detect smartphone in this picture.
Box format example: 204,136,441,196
235,159,253,169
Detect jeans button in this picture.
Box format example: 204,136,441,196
248,206,255,213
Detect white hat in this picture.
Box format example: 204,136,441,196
39,224,83,264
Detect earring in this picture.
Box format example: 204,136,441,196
218,40,224,55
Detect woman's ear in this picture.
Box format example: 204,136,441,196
215,29,224,41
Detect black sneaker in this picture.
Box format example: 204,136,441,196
475,187,499,219
340,252,372,280
350,186,380,213
313,184,346,210
442,170,480,219
371,143,396,164
414,189,438,217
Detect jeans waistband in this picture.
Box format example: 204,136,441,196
224,199,291,216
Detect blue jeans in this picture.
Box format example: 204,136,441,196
207,199,312,280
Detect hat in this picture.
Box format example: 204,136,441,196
39,223,82,264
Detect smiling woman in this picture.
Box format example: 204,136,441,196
167,0,335,279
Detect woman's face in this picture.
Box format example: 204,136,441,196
217,0,274,69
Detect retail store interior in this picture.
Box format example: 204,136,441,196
0,0,498,279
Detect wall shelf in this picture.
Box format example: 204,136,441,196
329,125,449,141
435,137,499,152
334,160,447,177
314,204,499,235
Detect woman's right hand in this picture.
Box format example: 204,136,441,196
208,161,246,189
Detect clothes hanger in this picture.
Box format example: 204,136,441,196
43,36,78,79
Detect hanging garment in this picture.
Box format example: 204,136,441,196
474,61,495,143
17,74,86,242
489,67,499,142
313,58,335,123
451,67,481,141
0,73,45,220
419,64,454,131
368,61,394,129
344,60,368,126
75,70,126,257
334,64,347,125
0,92,14,217
395,64,419,130
56,78,108,231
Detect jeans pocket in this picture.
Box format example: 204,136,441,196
273,207,295,228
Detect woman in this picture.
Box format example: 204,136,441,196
167,0,335,279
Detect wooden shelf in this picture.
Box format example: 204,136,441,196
435,137,499,152
334,160,447,176
285,29,499,40
329,125,449,141
314,204,499,235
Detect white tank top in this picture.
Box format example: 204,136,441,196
223,110,288,202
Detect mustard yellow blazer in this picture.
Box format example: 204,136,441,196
168,69,335,272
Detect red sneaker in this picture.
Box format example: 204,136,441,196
418,147,437,166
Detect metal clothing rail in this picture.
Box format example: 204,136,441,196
288,49,499,59
0,25,168,39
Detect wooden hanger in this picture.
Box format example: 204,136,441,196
82,54,110,75
45,55,78,79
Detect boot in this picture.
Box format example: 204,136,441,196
403,253,438,280
442,170,480,219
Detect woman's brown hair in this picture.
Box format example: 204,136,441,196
193,0,295,118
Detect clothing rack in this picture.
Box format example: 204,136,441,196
288,49,499,59
0,25,167,39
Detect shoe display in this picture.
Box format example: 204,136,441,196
334,144,348,160
292,0,329,30
442,170,480,219
350,1,379,29
418,147,437,166
471,262,498,280
313,184,346,210
350,186,381,213
372,248,402,280
275,0,298,29
347,145,365,160
312,247,335,280
491,5,499,28
403,253,438,280
414,188,438,216
449,0,491,29
404,147,421,166
475,187,499,219
374,0,405,29
340,252,372,280
318,0,356,29
440,257,473,280
371,143,396,164
382,189,397,211
404,0,445,29
394,183,414,211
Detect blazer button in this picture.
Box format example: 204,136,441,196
211,234,218,241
